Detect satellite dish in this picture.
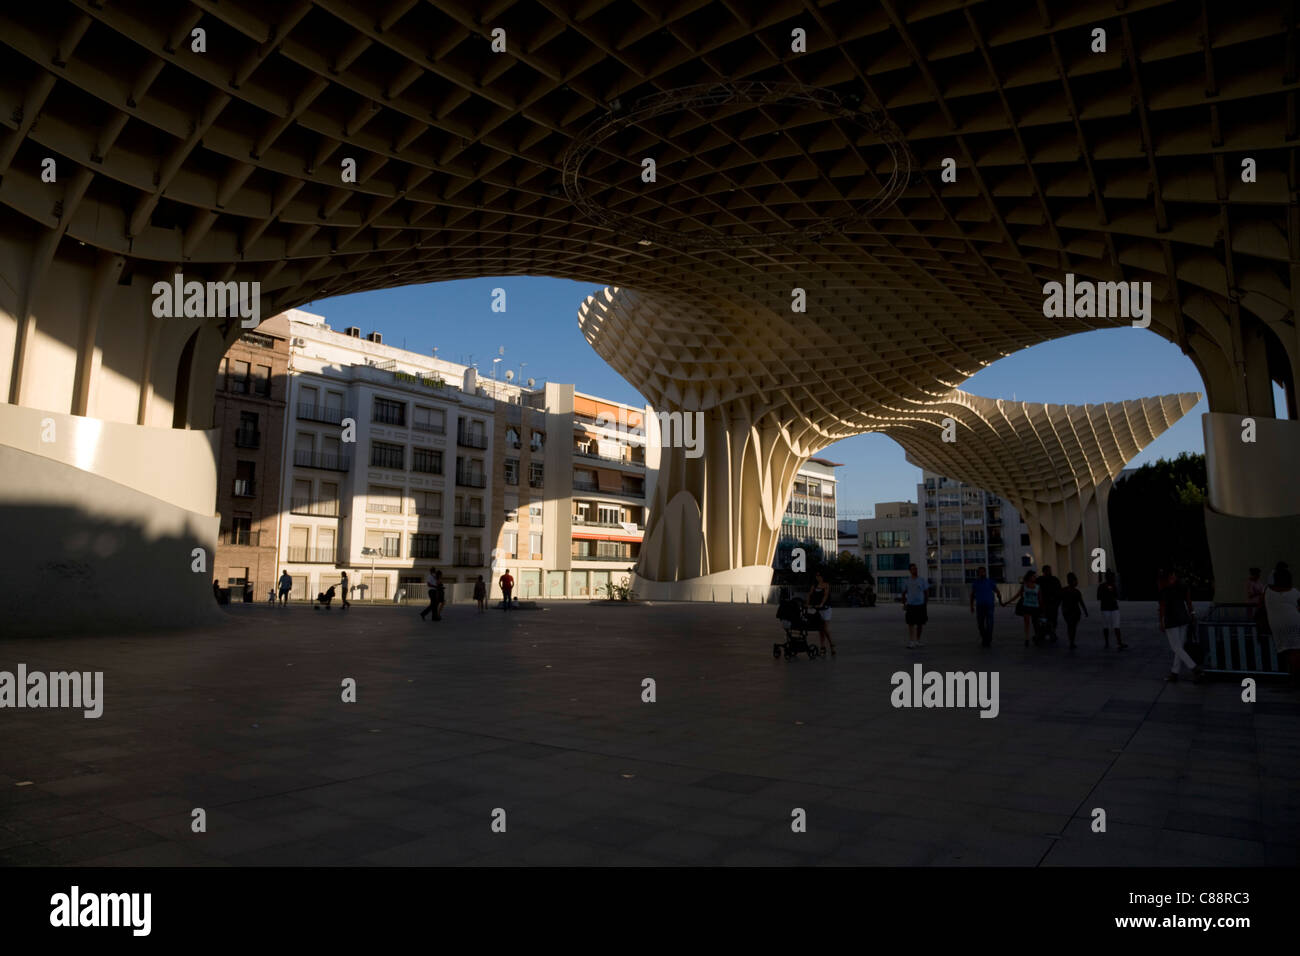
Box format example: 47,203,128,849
526,377,535,388
505,369,514,381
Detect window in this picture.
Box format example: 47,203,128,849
530,430,544,451
1022,555,1032,567
227,567,249,588
1020,533,1030,546
373,397,406,426
415,491,442,516
529,532,542,557
877,554,911,571
254,364,271,397
876,530,911,548
410,534,440,559
367,486,403,514
505,458,519,485
234,461,256,496
371,441,404,469
412,405,445,434
412,448,442,475
231,360,250,394
529,504,542,519
529,461,544,487
236,411,260,448
621,476,643,496
503,531,518,558
364,530,401,557
506,427,521,449
230,516,253,545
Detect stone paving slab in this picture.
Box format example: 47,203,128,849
0,600,1296,866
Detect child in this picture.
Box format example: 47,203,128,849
1059,572,1089,648
315,584,336,610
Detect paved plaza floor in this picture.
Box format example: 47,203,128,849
1,600,1297,866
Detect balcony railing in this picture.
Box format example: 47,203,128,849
457,431,488,449
573,447,645,467
219,529,261,547
372,406,406,426
572,517,644,531
412,421,446,435
454,512,486,527
411,459,442,476
366,503,403,514
234,427,260,449
571,552,638,562
455,471,487,488
529,475,545,489
291,497,340,517
453,554,484,567
297,403,347,424
409,541,440,560
295,450,351,472
233,479,256,497
286,547,337,563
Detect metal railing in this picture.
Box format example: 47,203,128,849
372,406,406,426
366,503,403,514
369,449,404,469
457,431,488,449
286,547,337,563
453,555,485,567
291,497,340,516
412,421,446,434
454,512,486,527
1198,604,1282,674
572,552,638,562
234,427,260,448
219,529,261,547
456,471,487,488
573,447,646,467
233,479,256,497
295,450,351,471
297,403,348,424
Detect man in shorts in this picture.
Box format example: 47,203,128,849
902,563,929,649
1097,569,1126,649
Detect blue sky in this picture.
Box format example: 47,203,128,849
314,275,1216,518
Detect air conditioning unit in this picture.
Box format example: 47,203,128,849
344,326,361,338
367,331,383,344
292,337,305,347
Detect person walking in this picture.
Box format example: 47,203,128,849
969,566,1002,647
277,570,292,606
1007,570,1041,647
1245,567,1266,621
902,563,929,649
499,569,515,610
1158,569,1202,682
473,574,486,613
1037,565,1062,642
340,570,351,610
806,570,836,657
419,568,440,622
1059,572,1089,648
212,579,222,603
435,569,446,618
1097,570,1126,649
1263,564,1300,681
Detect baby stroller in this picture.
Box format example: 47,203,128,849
314,585,336,610
774,595,820,660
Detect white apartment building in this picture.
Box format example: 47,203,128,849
916,471,1033,602
858,501,921,598
778,457,841,560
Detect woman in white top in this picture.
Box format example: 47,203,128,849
1264,565,1300,679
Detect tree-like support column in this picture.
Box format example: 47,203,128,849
636,406,811,600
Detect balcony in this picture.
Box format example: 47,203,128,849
233,479,256,497
291,497,341,517
286,547,337,563
366,503,403,514
409,541,440,560
455,471,487,488
453,554,485,567
573,446,645,468
573,480,645,499
297,403,347,425
372,407,406,427
412,421,446,435
571,552,638,562
454,512,486,528
457,430,488,449
219,529,261,547
572,517,644,531
295,450,351,472
234,427,260,449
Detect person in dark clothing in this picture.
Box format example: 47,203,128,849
1059,572,1088,648
806,570,836,657
1037,566,1062,641
419,568,440,622
316,584,336,610
1096,570,1126,649
969,566,1003,647
435,570,446,617
340,571,351,610
1158,570,1202,682
499,569,515,610
213,579,222,603
473,574,486,613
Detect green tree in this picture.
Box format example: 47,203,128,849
1108,452,1213,599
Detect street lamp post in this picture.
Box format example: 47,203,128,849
361,546,381,603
